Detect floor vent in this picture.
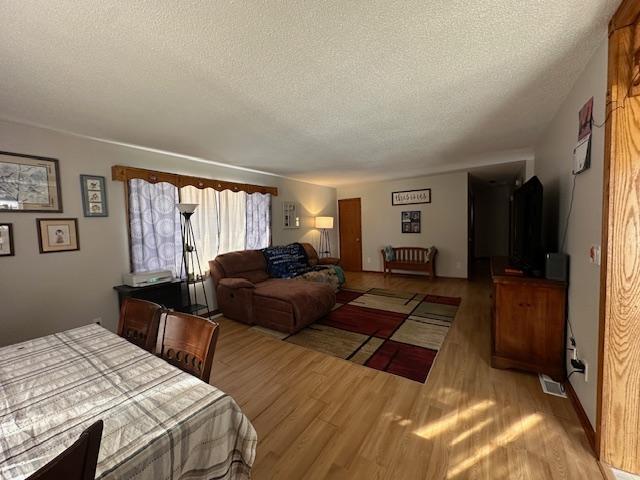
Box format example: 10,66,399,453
538,374,566,397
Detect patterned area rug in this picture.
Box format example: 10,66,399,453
251,288,461,383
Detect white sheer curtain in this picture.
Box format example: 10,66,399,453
217,190,247,254
129,182,269,274
128,179,182,275
246,193,271,249
180,186,220,270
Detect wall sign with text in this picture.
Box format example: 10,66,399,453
391,188,431,206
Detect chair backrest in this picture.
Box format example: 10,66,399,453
159,312,219,381
117,298,163,352
28,420,103,480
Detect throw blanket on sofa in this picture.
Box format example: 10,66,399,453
262,243,310,278
296,265,345,292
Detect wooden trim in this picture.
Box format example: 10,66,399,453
597,12,640,473
610,0,640,33
598,462,617,480
596,10,618,458
111,165,278,196
565,380,596,455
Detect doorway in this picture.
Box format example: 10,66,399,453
338,198,362,271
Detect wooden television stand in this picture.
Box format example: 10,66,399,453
490,257,567,381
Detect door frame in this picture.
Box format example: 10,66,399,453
597,0,640,474
338,198,363,272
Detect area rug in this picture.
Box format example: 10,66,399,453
251,288,461,383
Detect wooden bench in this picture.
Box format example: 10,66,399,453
380,246,437,280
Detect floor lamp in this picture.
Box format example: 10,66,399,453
177,203,210,315
315,216,334,258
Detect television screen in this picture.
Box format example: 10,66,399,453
510,176,543,274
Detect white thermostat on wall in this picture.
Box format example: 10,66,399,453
573,136,591,175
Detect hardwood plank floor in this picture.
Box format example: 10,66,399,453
210,272,602,479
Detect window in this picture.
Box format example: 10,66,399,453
128,179,271,275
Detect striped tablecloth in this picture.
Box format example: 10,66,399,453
0,324,257,480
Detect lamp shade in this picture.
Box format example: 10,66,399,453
315,216,334,229
176,203,198,214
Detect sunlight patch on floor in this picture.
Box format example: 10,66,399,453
449,418,493,447
446,413,543,479
412,400,495,440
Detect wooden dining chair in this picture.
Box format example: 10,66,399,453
159,312,219,381
117,298,163,352
28,420,103,480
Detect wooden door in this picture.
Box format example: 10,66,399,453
338,198,362,271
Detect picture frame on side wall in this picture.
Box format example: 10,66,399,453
80,174,108,217
36,218,80,253
0,223,14,256
0,151,62,212
283,201,299,228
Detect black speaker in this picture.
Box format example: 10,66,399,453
545,253,569,282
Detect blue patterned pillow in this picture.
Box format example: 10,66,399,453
383,245,396,261
262,243,310,278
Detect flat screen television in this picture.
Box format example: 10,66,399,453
509,176,543,274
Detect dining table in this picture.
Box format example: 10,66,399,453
0,323,257,480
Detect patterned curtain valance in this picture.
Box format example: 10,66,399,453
112,165,278,196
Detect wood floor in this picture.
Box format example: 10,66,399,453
210,272,602,479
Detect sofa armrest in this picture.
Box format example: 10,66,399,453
219,277,256,289
319,257,341,266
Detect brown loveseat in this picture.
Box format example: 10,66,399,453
209,243,337,333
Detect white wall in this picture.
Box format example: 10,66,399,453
337,172,468,278
0,120,337,346
534,38,607,428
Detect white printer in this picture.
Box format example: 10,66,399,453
122,270,174,287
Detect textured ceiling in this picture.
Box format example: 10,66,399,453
0,1,618,186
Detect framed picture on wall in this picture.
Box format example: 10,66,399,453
0,151,62,212
283,201,299,228
36,218,80,253
392,188,431,206
0,223,14,256
80,174,108,217
402,210,421,233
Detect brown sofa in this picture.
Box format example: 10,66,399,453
209,243,337,333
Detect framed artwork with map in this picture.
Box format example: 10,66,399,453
0,151,62,212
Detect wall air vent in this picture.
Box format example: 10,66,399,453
538,374,566,398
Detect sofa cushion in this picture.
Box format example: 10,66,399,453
215,250,269,284
302,243,319,267
254,278,335,327
262,243,310,278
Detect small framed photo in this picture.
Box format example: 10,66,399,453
0,223,14,256
402,210,421,233
36,218,80,253
80,174,108,217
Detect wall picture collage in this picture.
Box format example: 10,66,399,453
0,151,108,257
392,188,430,234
